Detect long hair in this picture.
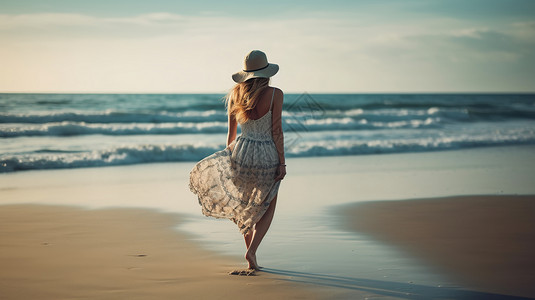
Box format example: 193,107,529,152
225,77,270,123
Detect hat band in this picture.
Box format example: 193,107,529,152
243,63,269,72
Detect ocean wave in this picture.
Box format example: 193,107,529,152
2,126,534,172
0,121,228,137
4,108,533,138
284,116,440,131
0,144,222,173
1,116,444,137
3,99,535,127
0,110,227,124
2,94,535,173
2,105,534,139
286,129,535,156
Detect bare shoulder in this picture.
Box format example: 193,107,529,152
272,87,284,104
272,87,284,96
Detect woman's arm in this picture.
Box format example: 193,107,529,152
227,112,238,147
272,88,286,181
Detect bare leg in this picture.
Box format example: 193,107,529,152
245,195,277,270
243,229,253,249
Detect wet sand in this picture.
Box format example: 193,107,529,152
0,204,326,299
342,195,535,298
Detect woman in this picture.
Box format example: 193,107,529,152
189,50,286,271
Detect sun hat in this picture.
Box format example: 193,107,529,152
232,50,279,83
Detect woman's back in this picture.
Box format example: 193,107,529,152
239,88,276,141
245,87,276,121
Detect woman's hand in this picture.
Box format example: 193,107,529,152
274,164,286,181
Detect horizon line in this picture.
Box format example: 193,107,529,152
1,91,535,95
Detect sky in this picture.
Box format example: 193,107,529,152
1,0,534,93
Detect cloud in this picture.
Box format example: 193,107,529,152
0,13,191,39
0,13,97,29
0,12,534,92
0,12,186,28
364,24,535,64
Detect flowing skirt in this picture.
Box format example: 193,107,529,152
189,137,281,234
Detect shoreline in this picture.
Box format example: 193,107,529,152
0,204,328,299
339,195,535,298
1,143,535,175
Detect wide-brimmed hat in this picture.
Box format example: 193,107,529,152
232,50,279,83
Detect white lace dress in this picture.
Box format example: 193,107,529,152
189,93,281,235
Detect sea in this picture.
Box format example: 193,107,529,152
1,93,535,173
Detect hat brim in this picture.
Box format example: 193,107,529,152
232,63,279,83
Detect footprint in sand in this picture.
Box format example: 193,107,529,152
228,269,256,276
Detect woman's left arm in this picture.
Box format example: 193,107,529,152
227,113,238,147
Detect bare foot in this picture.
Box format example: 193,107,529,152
245,251,260,270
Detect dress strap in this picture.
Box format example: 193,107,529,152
269,88,275,111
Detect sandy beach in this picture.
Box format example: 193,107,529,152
342,195,535,298
1,145,535,299
0,204,326,299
